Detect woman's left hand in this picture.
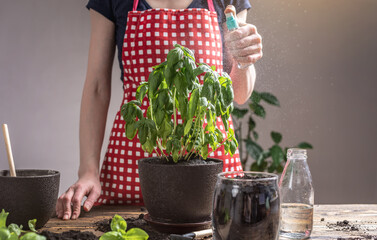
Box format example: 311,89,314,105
224,22,263,67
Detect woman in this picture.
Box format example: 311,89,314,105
56,0,262,220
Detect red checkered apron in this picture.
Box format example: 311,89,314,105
95,0,243,206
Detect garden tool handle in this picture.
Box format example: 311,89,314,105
193,229,213,238
2,124,16,177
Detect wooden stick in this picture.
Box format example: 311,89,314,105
2,124,16,177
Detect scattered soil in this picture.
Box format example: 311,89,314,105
94,214,170,240
327,220,360,232
234,174,271,180
326,219,377,240
40,230,98,240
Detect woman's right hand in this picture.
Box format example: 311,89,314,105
55,173,101,220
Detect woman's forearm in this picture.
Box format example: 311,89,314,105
78,10,115,179
78,76,111,178
230,61,256,105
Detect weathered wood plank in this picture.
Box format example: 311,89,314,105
42,206,146,237
41,205,377,239
310,204,377,239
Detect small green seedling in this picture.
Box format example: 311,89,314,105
99,214,148,240
0,209,46,240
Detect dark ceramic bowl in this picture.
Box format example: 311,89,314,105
0,169,60,229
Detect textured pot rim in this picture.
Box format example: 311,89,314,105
218,171,278,182
0,169,60,178
138,157,223,167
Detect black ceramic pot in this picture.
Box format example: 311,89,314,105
138,157,223,230
212,171,280,240
0,169,60,229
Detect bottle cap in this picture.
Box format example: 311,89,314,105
287,148,307,159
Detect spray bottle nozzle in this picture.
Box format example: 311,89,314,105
226,12,239,31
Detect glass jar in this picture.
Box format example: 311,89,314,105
212,171,280,240
279,148,314,239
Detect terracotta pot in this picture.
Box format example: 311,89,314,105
0,169,60,229
138,157,222,232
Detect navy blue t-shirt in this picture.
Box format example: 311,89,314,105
86,0,251,81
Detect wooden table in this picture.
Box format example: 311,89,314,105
42,204,377,239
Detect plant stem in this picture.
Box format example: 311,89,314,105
173,88,177,133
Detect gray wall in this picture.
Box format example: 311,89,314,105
0,0,376,204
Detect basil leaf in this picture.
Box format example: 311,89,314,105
125,122,137,140
148,70,164,98
0,209,9,228
193,64,211,76
184,118,193,136
167,47,184,67
164,67,176,88
0,228,11,240
28,219,37,232
155,109,165,127
124,227,149,240
99,231,123,240
174,72,188,97
229,140,237,156
20,232,46,240
110,214,127,234
177,95,188,121
188,88,199,120
135,82,148,103
138,123,147,145
221,114,229,132
8,224,22,236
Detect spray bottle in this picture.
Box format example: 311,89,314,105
225,12,253,69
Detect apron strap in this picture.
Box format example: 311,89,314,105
133,0,216,12
207,0,215,12
133,0,139,12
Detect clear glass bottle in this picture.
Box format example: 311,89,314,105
279,148,314,239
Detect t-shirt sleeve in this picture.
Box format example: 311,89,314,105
86,0,115,23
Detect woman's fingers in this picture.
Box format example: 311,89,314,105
84,186,101,212
234,53,263,65
55,196,64,219
224,5,236,15
225,23,258,42
71,185,86,220
229,43,263,58
60,187,74,220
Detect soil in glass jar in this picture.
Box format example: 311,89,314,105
212,172,280,240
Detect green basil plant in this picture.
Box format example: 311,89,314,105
99,215,148,240
121,44,238,163
0,209,46,240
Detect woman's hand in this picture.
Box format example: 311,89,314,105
225,22,263,67
224,6,263,67
56,173,101,220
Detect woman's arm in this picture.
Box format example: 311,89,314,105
56,9,116,220
223,8,263,105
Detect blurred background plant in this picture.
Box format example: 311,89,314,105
232,90,313,173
